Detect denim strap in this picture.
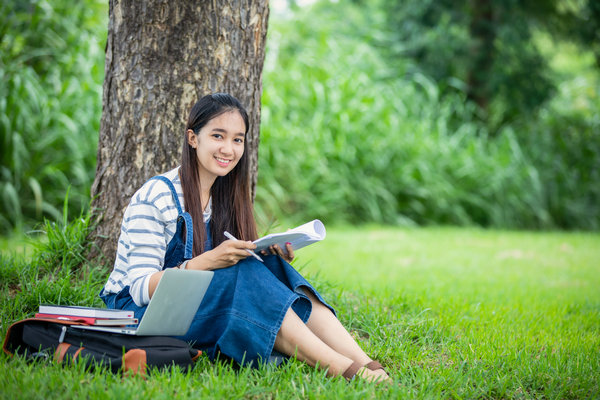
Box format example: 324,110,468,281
178,213,194,259
149,175,193,259
149,175,183,213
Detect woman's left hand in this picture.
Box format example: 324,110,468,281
261,242,295,263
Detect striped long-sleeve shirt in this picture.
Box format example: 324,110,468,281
102,167,210,307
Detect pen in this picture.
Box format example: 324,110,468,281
224,231,264,262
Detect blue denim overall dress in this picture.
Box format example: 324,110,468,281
101,175,335,367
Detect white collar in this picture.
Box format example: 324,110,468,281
203,197,212,223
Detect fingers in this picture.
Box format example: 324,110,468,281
212,240,255,266
260,243,295,262
232,239,257,250
284,242,295,261
224,239,256,251
225,240,256,257
259,245,278,257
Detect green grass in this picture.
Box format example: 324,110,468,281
1,225,599,398
298,226,600,398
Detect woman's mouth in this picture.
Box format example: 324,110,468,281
215,157,231,167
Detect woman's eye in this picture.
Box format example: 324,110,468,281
212,134,223,139
234,138,244,144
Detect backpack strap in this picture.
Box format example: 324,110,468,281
149,175,193,260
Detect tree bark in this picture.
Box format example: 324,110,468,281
91,0,269,262
467,0,495,111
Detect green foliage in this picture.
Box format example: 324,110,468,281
0,0,597,233
257,0,600,230
515,83,600,230
377,0,566,128
546,1,600,70
0,0,107,234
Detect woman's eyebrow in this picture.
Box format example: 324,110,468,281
211,128,244,135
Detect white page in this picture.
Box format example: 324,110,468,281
254,220,326,252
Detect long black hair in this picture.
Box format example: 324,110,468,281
180,93,257,255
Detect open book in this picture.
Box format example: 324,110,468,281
254,220,326,252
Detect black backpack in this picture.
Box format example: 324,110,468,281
3,318,201,377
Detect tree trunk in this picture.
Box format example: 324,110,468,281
91,0,269,263
467,0,495,112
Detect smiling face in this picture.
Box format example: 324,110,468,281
187,110,247,187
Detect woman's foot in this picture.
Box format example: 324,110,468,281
363,360,391,383
343,360,392,384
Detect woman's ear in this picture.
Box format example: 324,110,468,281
187,129,197,149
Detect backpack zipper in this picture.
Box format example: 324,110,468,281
58,326,67,343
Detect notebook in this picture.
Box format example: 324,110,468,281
72,269,213,336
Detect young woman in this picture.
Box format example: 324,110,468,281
100,93,390,383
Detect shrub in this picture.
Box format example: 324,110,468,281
257,1,600,230
0,0,107,234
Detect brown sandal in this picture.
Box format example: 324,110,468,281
366,360,386,373
342,360,363,381
342,360,387,381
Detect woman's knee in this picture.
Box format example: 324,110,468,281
304,289,331,312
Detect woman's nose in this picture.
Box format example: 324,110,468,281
220,140,233,155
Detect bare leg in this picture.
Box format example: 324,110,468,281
274,305,389,382
303,290,390,381
273,307,354,377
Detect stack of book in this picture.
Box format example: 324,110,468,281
36,305,138,326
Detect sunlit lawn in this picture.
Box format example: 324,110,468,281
1,226,599,399
298,226,600,398
0,235,35,258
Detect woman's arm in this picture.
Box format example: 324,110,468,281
147,238,258,299
122,199,171,306
148,270,166,299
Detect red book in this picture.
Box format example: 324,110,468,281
35,313,138,326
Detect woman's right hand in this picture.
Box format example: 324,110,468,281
187,239,257,270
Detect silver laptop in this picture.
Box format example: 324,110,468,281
73,269,213,336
